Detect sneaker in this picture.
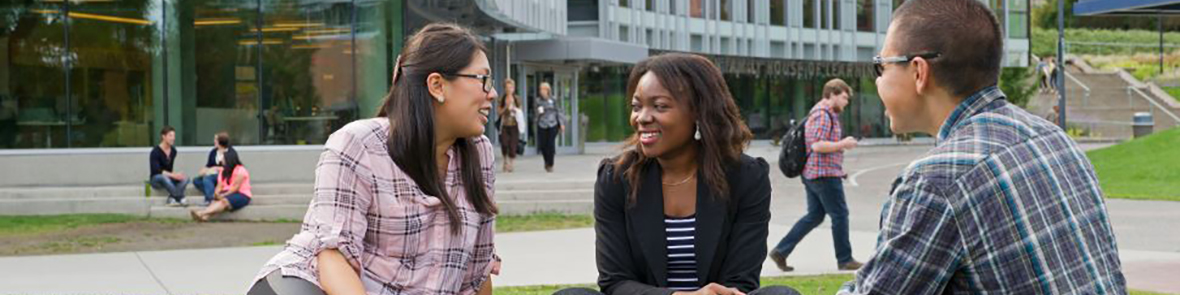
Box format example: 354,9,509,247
178,198,189,207
838,260,864,271
768,251,794,272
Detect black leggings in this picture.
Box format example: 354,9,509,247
538,126,559,167
248,270,325,295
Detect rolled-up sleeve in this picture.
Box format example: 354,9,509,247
296,130,375,280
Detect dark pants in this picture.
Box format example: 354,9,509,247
773,177,853,264
192,174,218,203
554,286,800,295
538,126,558,167
500,126,519,158
248,270,324,295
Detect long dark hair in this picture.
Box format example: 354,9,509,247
613,53,753,206
375,23,497,233
220,148,242,183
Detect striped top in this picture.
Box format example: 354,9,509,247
665,215,699,291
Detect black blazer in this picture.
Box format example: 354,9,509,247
595,154,772,295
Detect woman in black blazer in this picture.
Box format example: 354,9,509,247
556,54,798,295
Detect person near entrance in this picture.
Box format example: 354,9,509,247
840,0,1125,293
536,81,565,173
769,78,863,272
149,125,189,206
499,78,523,172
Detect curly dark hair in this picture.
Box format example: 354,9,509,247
613,53,753,206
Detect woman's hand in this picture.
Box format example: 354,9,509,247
490,259,501,276
672,283,746,295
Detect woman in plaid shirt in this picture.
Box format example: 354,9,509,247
250,23,501,295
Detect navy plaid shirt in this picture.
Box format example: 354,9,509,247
840,87,1126,294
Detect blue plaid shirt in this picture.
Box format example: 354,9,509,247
840,87,1126,294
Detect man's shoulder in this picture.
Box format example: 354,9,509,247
911,102,1073,190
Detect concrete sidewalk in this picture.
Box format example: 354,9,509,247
0,225,874,295
2,225,1177,294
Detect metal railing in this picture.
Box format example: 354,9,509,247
1128,86,1180,124
1064,71,1091,106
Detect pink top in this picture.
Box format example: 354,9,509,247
218,165,252,198
252,118,497,295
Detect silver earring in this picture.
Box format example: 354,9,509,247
694,124,701,140
435,95,445,104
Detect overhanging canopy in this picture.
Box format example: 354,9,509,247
1075,0,1180,16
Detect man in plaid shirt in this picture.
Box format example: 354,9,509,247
841,0,1126,293
769,78,864,272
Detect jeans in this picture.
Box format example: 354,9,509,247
192,174,218,203
150,174,189,203
773,177,853,264
538,126,558,167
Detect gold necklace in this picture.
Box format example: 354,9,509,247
662,174,696,186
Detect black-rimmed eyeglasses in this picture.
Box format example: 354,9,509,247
872,52,941,77
446,73,495,93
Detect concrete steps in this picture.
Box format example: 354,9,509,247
0,180,596,221
1038,65,1180,139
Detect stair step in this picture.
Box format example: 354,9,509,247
147,199,593,221
0,197,149,216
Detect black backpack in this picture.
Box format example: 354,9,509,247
778,110,835,178
777,119,809,178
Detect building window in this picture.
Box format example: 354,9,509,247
620,0,629,8
646,29,654,47
720,0,731,21
619,25,630,42
804,0,816,28
646,0,654,11
748,0,757,23
771,0,785,26
1008,0,1029,39
691,34,704,52
893,0,905,10
833,0,841,29
691,0,703,18
721,37,731,55
570,0,600,21
772,41,786,57
670,0,677,14
857,0,873,32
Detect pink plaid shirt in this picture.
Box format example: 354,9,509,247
253,118,497,295
803,103,845,179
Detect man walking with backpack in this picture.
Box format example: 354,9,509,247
769,78,862,272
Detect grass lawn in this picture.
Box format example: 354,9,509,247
496,213,594,233
0,214,185,236
494,274,1173,295
0,212,594,238
493,274,854,295
1087,127,1180,201
1164,86,1180,103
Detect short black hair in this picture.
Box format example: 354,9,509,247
160,125,175,136
891,0,1003,97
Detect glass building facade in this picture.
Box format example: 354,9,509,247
1,0,1028,149
0,0,402,148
